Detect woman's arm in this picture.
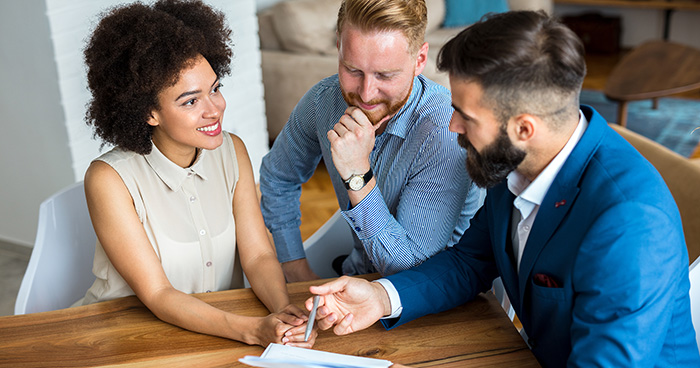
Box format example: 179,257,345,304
230,134,291,311
84,160,302,346
229,134,316,345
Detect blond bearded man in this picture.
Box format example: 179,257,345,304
260,0,483,282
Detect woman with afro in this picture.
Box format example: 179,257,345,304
76,0,316,347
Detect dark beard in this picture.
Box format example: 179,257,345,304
458,130,526,188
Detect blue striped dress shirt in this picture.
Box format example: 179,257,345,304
260,74,484,276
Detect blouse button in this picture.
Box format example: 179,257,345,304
206,261,212,267
190,196,196,202
200,229,206,236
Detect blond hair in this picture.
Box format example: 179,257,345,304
337,0,427,54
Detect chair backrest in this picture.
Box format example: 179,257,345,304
690,256,700,350
14,181,97,315
609,124,700,264
303,210,355,278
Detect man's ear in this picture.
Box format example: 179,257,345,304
509,113,537,143
414,42,429,76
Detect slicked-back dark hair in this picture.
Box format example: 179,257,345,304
437,10,586,128
85,0,233,154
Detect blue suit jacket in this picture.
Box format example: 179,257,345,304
384,106,700,367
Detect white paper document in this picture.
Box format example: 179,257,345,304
239,343,392,368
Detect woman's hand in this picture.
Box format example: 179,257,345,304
278,304,317,348
247,313,298,347
247,305,317,348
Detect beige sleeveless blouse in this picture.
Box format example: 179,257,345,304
78,132,241,305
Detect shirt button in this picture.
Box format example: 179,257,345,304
200,229,206,236
206,290,211,293
348,216,355,222
354,226,361,232
187,172,193,177
190,196,196,202
523,225,530,231
206,261,212,267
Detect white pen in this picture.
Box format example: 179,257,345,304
305,295,320,342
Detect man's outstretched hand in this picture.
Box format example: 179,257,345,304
305,276,392,335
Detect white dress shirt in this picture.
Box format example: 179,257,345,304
508,112,587,271
380,111,588,319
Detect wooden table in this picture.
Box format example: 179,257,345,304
603,40,700,127
0,276,539,367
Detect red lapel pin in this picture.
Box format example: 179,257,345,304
555,200,567,208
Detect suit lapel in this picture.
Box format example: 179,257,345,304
517,183,579,300
490,184,520,309
517,106,607,303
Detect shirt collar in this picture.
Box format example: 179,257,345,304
144,143,209,192
507,110,588,213
381,76,423,139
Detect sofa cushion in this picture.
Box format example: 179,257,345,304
443,0,509,28
258,8,281,51
508,0,553,14
425,27,464,49
271,0,341,56
425,0,445,34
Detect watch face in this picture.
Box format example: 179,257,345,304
348,175,365,191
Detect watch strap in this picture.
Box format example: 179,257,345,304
343,168,373,190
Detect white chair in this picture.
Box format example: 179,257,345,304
303,210,355,278
690,255,700,350
14,181,97,315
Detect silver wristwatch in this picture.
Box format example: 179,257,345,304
343,168,373,191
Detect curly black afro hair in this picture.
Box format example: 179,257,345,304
84,0,233,154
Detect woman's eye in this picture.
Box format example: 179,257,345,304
183,98,197,106
212,83,223,93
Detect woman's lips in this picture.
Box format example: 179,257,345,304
196,121,221,136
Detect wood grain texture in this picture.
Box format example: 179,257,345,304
605,41,700,101
0,275,539,367
602,41,700,126
299,163,337,241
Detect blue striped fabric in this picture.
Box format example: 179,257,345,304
260,74,484,276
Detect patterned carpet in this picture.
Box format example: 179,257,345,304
580,89,700,157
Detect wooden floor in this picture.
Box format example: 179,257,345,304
298,161,338,240
298,50,700,239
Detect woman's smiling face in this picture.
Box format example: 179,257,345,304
148,55,226,167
